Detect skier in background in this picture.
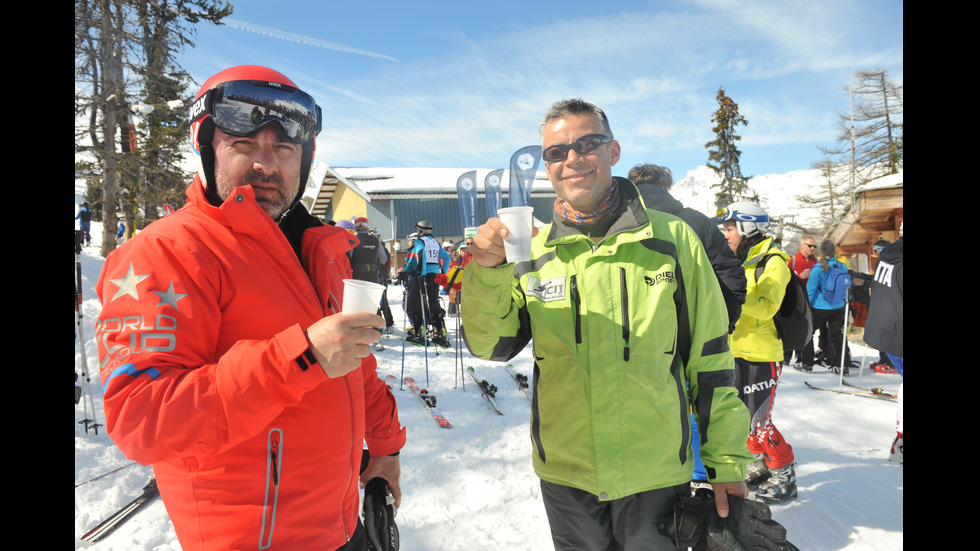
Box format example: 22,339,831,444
402,220,451,348
76,201,92,246
860,225,903,463
718,202,798,504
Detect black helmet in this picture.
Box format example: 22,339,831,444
415,220,433,236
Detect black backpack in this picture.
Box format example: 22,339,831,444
755,254,813,352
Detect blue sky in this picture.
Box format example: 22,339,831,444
177,0,903,181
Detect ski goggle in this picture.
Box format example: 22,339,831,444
714,206,769,224
542,133,613,162
190,79,322,144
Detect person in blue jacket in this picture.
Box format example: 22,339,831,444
76,202,92,246
804,239,852,373
402,220,451,347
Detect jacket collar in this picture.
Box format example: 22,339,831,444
744,236,789,266
187,178,354,259
545,177,649,246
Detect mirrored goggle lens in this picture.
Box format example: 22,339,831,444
542,134,611,162
195,80,321,143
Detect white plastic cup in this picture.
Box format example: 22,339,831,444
497,206,534,263
342,279,386,315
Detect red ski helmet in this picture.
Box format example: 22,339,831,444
189,65,321,207
354,216,370,231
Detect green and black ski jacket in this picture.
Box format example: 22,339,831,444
462,179,751,501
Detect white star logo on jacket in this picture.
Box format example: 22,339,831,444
108,263,150,302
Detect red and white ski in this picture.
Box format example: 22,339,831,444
403,377,453,428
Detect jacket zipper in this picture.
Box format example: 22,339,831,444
259,429,283,549
620,268,630,361
341,380,356,542
570,275,582,344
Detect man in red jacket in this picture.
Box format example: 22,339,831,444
787,236,818,370
96,65,405,551
789,236,817,283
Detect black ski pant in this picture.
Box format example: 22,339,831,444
540,479,688,551
408,273,444,333
801,307,851,367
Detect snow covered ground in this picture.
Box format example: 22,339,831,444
74,219,902,550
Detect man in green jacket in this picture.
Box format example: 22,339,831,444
461,99,751,550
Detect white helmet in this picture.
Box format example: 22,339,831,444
716,202,770,238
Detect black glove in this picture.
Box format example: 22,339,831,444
656,495,715,549
362,476,399,551
706,493,797,551
658,490,798,551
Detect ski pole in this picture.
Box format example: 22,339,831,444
399,283,407,391
456,291,464,390
419,279,430,387
76,236,102,435
837,291,851,389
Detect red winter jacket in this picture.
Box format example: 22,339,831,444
95,180,405,550
788,250,817,283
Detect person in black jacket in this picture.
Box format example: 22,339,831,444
862,230,903,463
628,164,746,333
628,163,749,488
350,216,395,330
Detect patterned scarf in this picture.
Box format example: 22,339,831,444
554,179,621,225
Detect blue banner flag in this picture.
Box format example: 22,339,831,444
508,145,541,207
484,169,504,220
456,170,478,233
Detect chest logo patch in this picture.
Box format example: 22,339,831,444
526,275,567,302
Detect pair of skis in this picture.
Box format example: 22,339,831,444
804,380,898,401
466,364,533,414
396,375,454,428
505,364,532,401
392,364,533,427
467,366,503,415
80,479,160,543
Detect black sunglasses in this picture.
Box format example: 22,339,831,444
542,133,612,163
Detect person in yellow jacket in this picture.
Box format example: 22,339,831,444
718,202,798,503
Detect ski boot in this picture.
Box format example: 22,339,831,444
744,454,770,487
872,362,898,374
405,327,424,344
429,327,451,349
754,462,797,503
889,432,903,464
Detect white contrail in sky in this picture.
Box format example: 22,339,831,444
225,19,399,62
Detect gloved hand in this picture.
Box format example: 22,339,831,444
658,489,799,551
362,476,399,551
656,495,715,549
707,492,799,551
